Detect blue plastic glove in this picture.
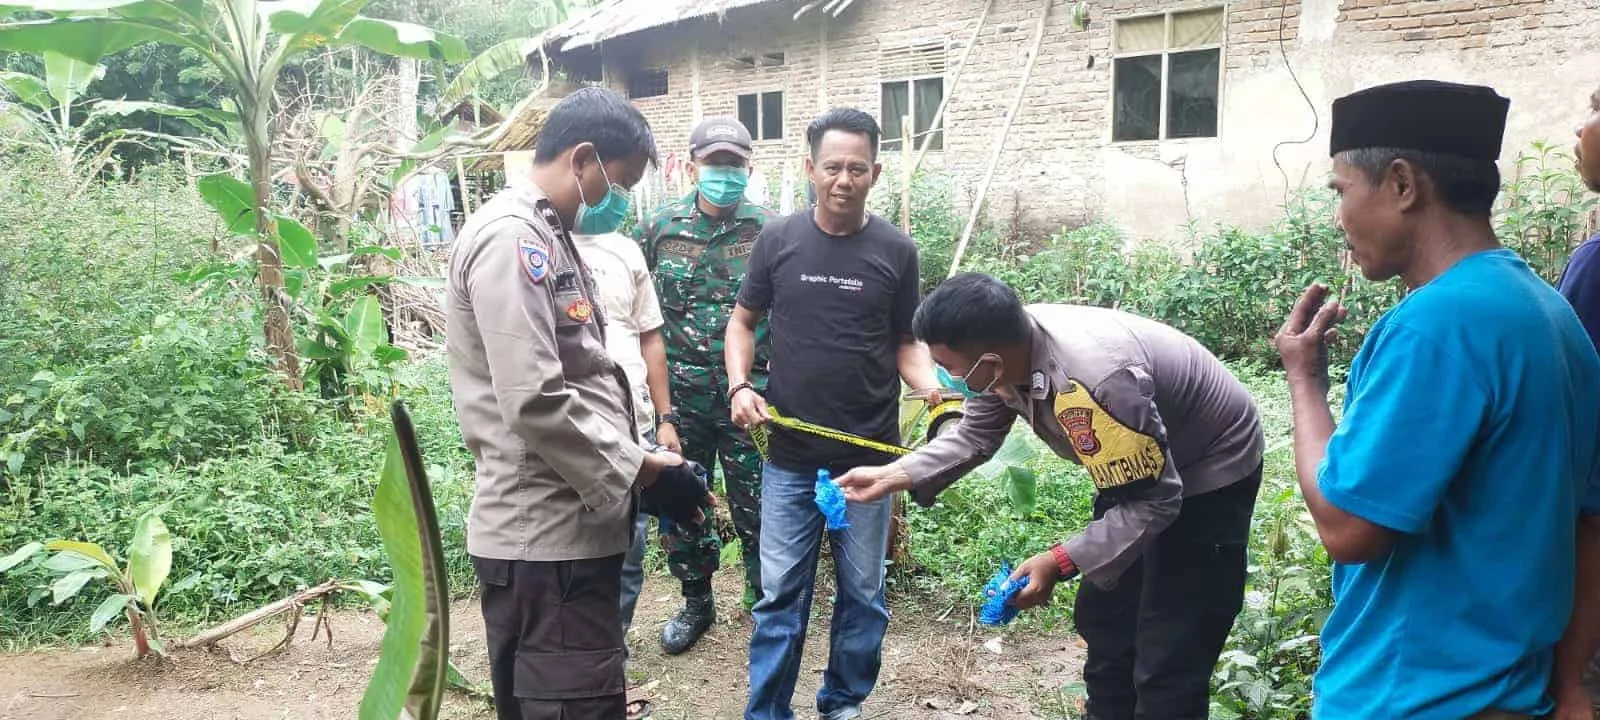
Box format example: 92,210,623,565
815,469,850,530
979,562,1031,627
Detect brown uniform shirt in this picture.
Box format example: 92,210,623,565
899,304,1264,589
446,184,645,562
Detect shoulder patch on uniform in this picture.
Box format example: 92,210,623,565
520,236,550,284
1053,380,1165,491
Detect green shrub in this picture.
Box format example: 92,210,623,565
917,141,1593,374
0,156,316,476
0,357,474,646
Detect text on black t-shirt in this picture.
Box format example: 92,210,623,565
736,211,922,473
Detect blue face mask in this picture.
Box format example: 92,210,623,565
575,159,631,234
938,356,1000,399
697,165,749,208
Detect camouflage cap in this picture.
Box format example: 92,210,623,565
689,116,754,160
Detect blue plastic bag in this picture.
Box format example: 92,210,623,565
979,562,1031,627
815,469,850,530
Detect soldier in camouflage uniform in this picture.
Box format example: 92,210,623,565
631,116,775,655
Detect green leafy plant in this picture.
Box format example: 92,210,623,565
0,0,467,389
182,177,414,402
0,50,231,189
359,401,450,720
0,505,175,658
1497,140,1600,281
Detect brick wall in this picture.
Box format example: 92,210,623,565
550,0,1600,241
1334,0,1574,51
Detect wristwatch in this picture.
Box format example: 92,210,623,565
657,412,681,428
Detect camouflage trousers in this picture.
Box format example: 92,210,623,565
658,370,764,602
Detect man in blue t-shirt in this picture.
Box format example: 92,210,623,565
1275,79,1600,720
1551,88,1600,720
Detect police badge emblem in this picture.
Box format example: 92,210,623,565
566,297,593,323
1057,406,1102,456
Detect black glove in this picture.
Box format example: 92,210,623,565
640,455,711,527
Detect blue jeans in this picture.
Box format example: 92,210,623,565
620,429,657,640
619,511,650,636
745,462,893,720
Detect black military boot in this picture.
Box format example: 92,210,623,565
660,583,716,655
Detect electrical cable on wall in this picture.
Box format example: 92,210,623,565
1271,0,1319,208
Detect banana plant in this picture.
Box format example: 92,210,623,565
184,172,413,400
0,505,175,659
0,51,231,189
0,0,466,390
360,401,451,720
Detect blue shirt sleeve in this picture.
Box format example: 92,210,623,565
1559,239,1600,354
1558,240,1600,516
1318,322,1491,534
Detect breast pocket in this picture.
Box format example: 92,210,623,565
553,282,603,372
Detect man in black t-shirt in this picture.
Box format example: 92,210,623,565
725,108,943,720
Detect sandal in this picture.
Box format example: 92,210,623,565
626,699,653,719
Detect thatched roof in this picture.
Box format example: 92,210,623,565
542,0,786,53
440,98,506,129
469,96,555,172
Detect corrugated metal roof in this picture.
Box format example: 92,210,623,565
544,0,785,53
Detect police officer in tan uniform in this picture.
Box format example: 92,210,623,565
839,272,1264,720
446,87,711,720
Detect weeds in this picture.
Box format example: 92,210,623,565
0,139,1592,720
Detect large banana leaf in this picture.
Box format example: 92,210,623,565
338,17,466,62
0,70,50,112
0,17,198,66
359,401,450,720
0,0,148,11
276,215,319,269
89,100,239,136
344,295,385,354
195,172,255,234
439,36,538,106
42,51,101,108
128,507,171,606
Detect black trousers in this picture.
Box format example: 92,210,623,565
474,554,628,720
1074,465,1262,720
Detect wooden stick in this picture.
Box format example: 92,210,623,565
947,0,1050,279
455,156,473,215
900,114,913,234
908,0,995,179
176,580,343,649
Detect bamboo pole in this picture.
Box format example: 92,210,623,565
947,0,1051,279
900,114,913,233
908,0,995,179
455,156,473,215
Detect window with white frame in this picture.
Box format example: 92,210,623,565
1112,7,1223,142
879,38,947,152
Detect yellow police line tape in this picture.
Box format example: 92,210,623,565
747,401,966,461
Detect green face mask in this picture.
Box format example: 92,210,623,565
575,159,631,234
697,165,749,208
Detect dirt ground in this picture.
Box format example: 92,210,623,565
0,568,1085,720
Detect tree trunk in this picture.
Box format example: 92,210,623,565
396,57,420,149
128,608,151,659
249,117,303,390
